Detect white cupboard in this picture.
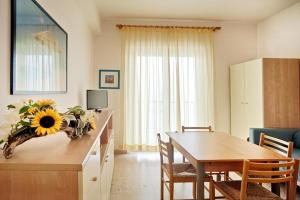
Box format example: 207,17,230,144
230,59,263,139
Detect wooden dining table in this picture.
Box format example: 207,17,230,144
166,131,290,200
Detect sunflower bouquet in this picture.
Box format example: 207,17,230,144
0,99,96,159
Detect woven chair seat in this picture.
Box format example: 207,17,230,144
163,163,210,178
214,180,282,200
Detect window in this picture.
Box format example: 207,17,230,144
122,27,214,149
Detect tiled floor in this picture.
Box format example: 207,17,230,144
110,152,300,200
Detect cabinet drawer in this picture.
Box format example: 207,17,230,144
82,141,100,200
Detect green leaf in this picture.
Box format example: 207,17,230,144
7,104,16,110
62,115,76,124
19,106,29,114
67,106,83,113
31,103,39,107
20,121,31,127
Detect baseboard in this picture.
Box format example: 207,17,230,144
114,149,128,154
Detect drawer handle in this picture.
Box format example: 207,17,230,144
91,150,97,155
91,177,98,182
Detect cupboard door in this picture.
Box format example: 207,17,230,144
263,59,300,128
230,63,246,139
100,163,107,200
244,59,263,137
83,142,101,200
107,139,114,198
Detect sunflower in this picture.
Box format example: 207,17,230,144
37,99,56,107
89,117,96,130
28,107,37,114
31,109,62,136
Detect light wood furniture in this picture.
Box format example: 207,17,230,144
181,126,212,163
259,133,294,158
0,110,114,200
211,159,299,200
157,133,212,200
166,131,290,200
230,58,300,140
232,133,294,187
100,127,114,200
182,126,212,132
181,126,229,181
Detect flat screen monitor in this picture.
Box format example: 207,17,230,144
87,90,108,110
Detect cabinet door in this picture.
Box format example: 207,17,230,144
263,58,300,128
100,163,107,200
83,147,101,200
230,63,246,139
107,139,114,198
244,59,263,136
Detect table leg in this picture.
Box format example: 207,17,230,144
197,163,205,200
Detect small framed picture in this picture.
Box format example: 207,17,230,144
99,69,120,89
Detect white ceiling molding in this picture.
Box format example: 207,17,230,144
95,0,300,22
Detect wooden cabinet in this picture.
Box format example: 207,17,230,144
230,58,300,139
0,110,114,200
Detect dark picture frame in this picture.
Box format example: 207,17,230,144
99,70,120,89
11,0,68,94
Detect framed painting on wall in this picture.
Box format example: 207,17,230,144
99,69,120,89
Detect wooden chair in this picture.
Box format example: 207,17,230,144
259,133,293,158
181,126,229,181
182,126,212,132
234,133,294,179
211,159,299,200
157,133,213,200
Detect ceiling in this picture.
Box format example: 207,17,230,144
96,0,300,22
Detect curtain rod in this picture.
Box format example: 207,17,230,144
116,24,221,31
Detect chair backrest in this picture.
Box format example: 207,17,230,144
182,126,212,132
259,133,293,158
240,159,299,200
157,133,173,174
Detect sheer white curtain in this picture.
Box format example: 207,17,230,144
121,27,214,150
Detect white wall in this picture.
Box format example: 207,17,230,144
0,0,95,126
94,19,257,149
257,2,300,58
